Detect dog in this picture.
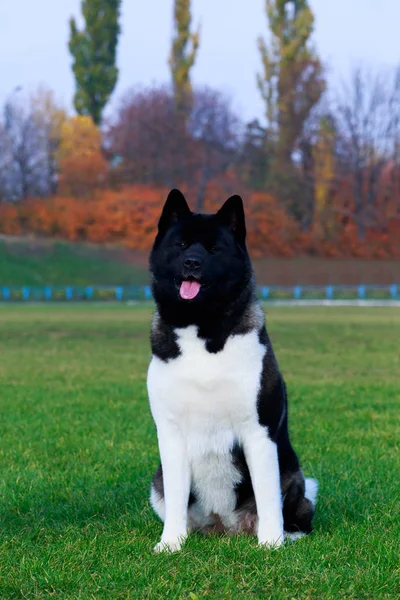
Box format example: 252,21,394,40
147,189,317,552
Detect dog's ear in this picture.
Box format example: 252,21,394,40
158,189,191,234
217,195,246,243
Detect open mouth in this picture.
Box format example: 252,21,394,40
179,279,201,300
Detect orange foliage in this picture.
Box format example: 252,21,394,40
57,116,108,196
0,204,22,235
1,184,400,258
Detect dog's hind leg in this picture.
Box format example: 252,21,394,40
150,465,165,522
282,469,317,541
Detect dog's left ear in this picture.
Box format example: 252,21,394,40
217,195,246,243
158,189,191,234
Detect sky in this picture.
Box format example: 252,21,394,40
0,0,399,122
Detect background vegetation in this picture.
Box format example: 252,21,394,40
1,0,400,260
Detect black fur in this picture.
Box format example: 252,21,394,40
150,189,315,536
150,190,254,356
150,316,180,362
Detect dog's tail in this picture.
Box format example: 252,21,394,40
304,477,318,507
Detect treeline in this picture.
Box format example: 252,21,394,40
0,0,399,257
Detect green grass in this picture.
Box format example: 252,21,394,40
0,305,399,599
0,240,147,286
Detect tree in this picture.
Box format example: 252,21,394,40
0,91,61,201
257,0,326,220
69,0,121,125
311,114,337,238
30,87,67,195
189,87,242,211
106,86,181,187
106,85,242,207
169,0,200,122
57,115,108,196
334,67,400,239
240,120,269,190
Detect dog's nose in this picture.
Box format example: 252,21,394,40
184,256,201,270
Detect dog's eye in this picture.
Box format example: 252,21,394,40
210,245,217,253
177,241,188,249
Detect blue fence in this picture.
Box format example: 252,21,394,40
0,284,398,302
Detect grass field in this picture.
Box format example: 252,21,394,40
0,240,148,286
0,305,399,599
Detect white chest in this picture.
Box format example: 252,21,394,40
147,326,265,439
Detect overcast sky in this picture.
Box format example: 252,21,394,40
0,0,399,122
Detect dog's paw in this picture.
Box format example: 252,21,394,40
257,530,284,549
284,531,306,543
153,537,185,553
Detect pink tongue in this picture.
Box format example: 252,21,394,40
180,280,201,300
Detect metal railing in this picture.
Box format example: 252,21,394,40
0,284,398,302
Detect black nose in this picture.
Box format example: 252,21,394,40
184,256,201,270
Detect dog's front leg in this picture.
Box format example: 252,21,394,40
241,426,284,548
154,422,190,553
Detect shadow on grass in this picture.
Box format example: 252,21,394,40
0,469,156,537
0,469,378,544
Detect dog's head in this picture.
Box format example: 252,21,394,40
150,189,252,310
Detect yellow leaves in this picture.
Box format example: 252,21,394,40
56,116,107,196
313,117,336,237
170,0,199,115
57,116,103,162
258,0,325,171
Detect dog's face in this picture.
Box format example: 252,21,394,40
150,189,252,308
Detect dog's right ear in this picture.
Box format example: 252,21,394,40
158,189,191,234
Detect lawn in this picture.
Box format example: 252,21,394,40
0,240,148,286
0,305,399,599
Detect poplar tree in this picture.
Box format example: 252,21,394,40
257,0,325,168
169,0,200,122
69,0,121,125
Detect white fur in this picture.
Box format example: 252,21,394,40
241,427,283,546
148,325,284,552
191,447,242,528
150,486,165,521
285,531,306,542
305,477,318,507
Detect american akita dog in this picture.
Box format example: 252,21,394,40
147,189,317,552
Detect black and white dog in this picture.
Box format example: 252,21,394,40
147,189,317,552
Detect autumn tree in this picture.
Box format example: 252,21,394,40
169,0,200,122
311,115,337,238
189,87,242,211
107,86,180,187
69,0,121,125
334,67,400,238
257,0,325,224
30,87,67,195
57,115,107,196
0,89,66,200
106,85,242,206
240,120,269,190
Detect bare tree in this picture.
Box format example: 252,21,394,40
30,87,67,196
334,67,400,238
0,90,65,201
106,86,183,187
239,119,269,190
1,100,42,199
106,85,243,206
189,87,243,211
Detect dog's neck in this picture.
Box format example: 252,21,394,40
154,279,258,354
